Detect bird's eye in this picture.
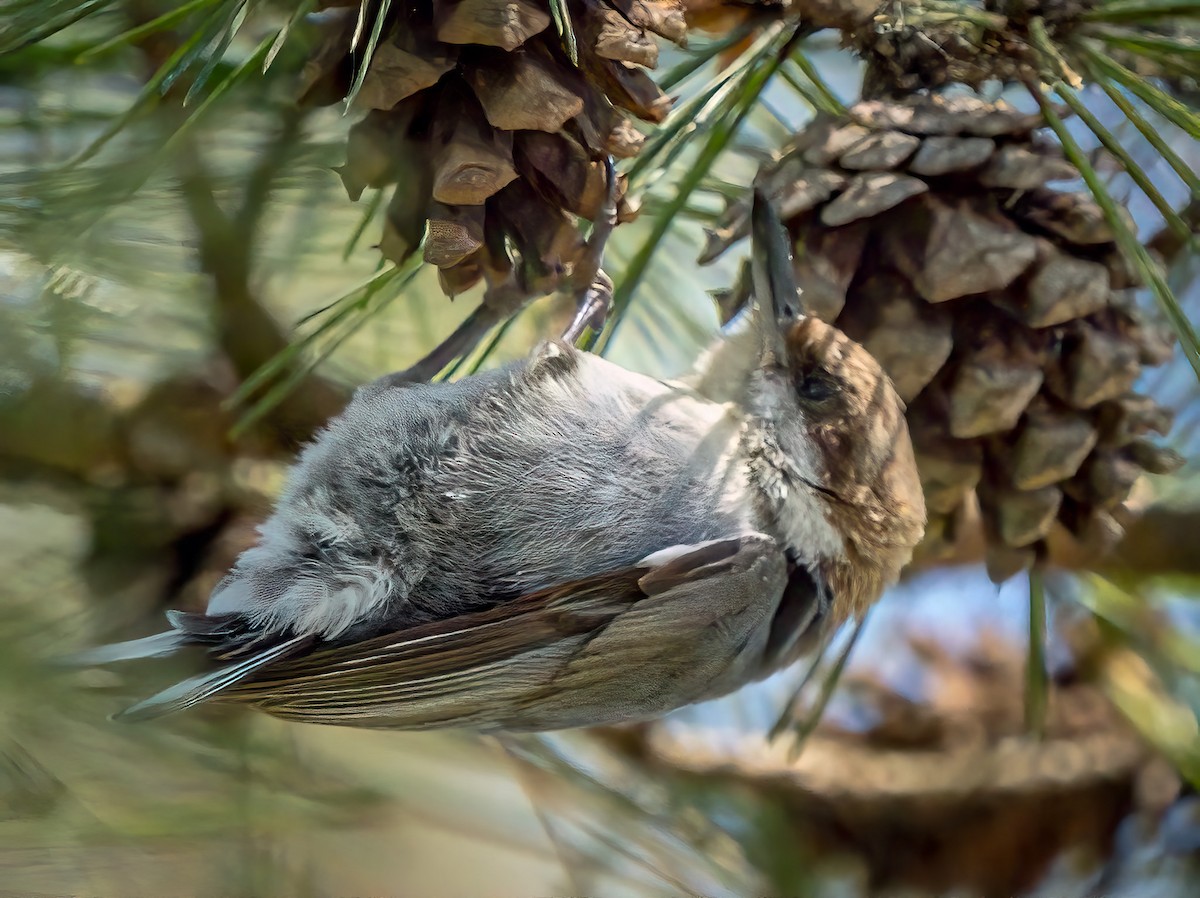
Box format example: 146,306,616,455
796,372,837,403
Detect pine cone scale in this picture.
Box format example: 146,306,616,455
712,95,1179,578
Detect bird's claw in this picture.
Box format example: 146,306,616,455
562,156,618,345
561,269,614,343
388,156,620,381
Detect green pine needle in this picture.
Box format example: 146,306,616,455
766,632,833,743
231,253,422,435
56,0,270,175
264,0,315,72
229,266,397,406
598,66,781,352
1083,0,1200,25
1026,568,1049,738
1086,26,1200,81
158,0,244,95
1080,42,1200,140
162,31,276,156
1093,77,1200,197
1088,25,1200,63
75,0,220,61
1030,83,1200,383
624,76,729,191
1053,82,1192,244
657,23,758,92
0,0,119,55
59,5,230,170
779,61,834,115
342,188,385,261
1078,579,1200,789
548,0,579,67
343,0,394,112
774,615,868,761
231,260,408,401
599,24,797,354
789,48,845,115
626,23,787,190
183,0,249,107
464,312,523,377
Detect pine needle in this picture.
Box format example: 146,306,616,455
342,188,385,261
599,24,797,354
159,0,244,95
230,266,398,403
343,0,394,111
626,24,786,190
183,0,249,107
0,0,119,55
162,31,277,156
548,0,579,67
1026,567,1048,738
789,47,845,114
766,630,834,743
60,4,235,170
1093,77,1200,196
624,77,730,191
1095,642,1200,788
1087,25,1200,67
1030,83,1200,382
779,61,835,115
463,311,522,377
657,24,758,92
1082,0,1200,25
264,0,315,72
74,0,218,61
773,615,868,762
229,253,423,433
1052,82,1192,244
1079,42,1200,140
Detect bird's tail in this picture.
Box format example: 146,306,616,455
65,611,317,722
113,633,312,722
62,629,187,667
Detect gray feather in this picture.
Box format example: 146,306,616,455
113,634,313,722
79,326,866,729
62,631,185,667
203,343,830,641
217,534,798,731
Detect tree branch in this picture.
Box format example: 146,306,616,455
173,128,348,445
125,4,348,445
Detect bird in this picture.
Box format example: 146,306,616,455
74,190,926,733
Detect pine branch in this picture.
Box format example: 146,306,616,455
174,130,348,442
124,3,349,442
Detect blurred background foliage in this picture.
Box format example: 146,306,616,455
1,1,1200,896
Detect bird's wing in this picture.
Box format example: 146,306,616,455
118,534,824,731
113,636,315,722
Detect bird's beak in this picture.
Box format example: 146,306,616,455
750,189,804,360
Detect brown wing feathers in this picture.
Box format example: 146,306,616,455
217,568,647,717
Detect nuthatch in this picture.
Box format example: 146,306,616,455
78,192,925,732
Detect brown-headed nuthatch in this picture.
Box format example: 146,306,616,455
78,192,925,732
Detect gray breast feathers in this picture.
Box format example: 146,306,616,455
206,346,755,639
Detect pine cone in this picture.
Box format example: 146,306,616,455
301,0,684,298
705,95,1181,579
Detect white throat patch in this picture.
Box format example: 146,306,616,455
743,424,845,562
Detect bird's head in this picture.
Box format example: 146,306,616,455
747,190,926,618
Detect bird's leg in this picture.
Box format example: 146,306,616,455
379,157,619,384
377,249,538,387
561,156,618,345
561,269,613,345
374,305,501,388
